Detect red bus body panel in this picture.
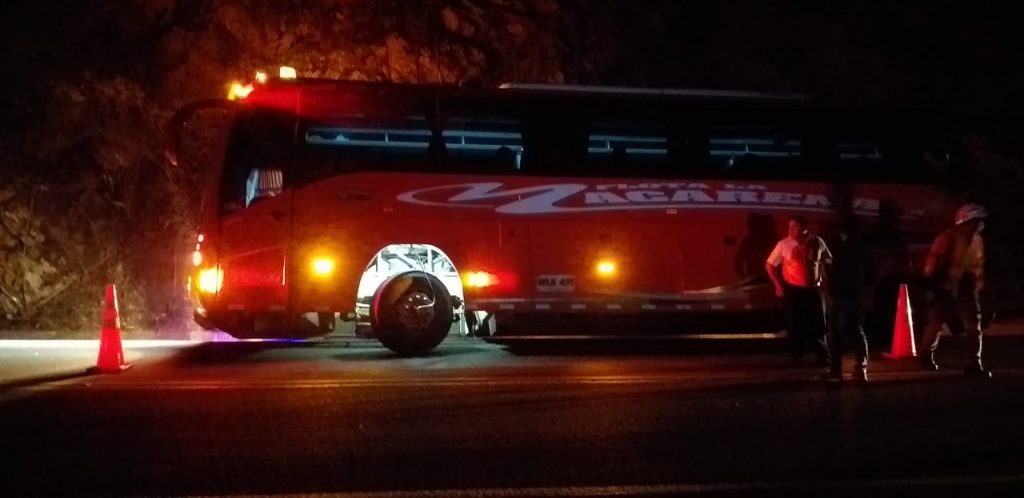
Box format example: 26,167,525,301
282,172,948,317
185,81,958,336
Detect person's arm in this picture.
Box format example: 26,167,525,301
974,234,986,291
819,236,833,266
814,236,832,290
765,241,785,297
922,232,947,281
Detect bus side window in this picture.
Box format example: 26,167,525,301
495,146,519,170
801,126,838,179
709,126,803,179
668,124,710,176
441,122,523,173
522,114,586,175
586,124,670,177
834,123,934,184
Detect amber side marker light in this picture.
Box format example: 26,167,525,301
596,260,617,277
311,257,336,277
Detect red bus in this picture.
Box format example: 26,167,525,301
168,71,959,354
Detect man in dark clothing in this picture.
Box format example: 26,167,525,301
827,218,871,382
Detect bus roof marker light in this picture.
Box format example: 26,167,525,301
279,66,297,79
227,82,254,100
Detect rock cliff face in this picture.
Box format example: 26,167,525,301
1,1,1022,333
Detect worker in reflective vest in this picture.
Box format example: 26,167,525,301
920,203,991,377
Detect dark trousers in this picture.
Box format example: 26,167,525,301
784,283,829,363
920,288,983,365
829,299,869,377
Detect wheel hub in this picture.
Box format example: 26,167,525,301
392,291,435,332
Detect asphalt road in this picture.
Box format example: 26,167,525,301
2,332,1024,497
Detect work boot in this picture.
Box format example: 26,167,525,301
920,353,939,371
964,363,992,378
853,368,869,384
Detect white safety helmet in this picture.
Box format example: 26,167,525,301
955,203,987,225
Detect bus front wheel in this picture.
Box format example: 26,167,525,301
370,272,452,356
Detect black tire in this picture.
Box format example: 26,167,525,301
370,272,452,355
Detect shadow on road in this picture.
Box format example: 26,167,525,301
496,338,787,356
166,340,323,365
0,370,94,393
164,337,494,365
329,342,499,361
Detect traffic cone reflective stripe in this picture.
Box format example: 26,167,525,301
92,284,132,373
883,283,917,360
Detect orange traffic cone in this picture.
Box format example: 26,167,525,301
883,283,917,359
90,284,132,373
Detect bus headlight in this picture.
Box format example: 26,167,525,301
197,267,224,294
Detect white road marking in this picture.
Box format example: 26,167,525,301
25,368,1021,392
0,340,203,349
487,333,782,340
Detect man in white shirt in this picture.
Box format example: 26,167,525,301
766,216,832,364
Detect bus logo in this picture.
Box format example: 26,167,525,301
396,181,887,215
